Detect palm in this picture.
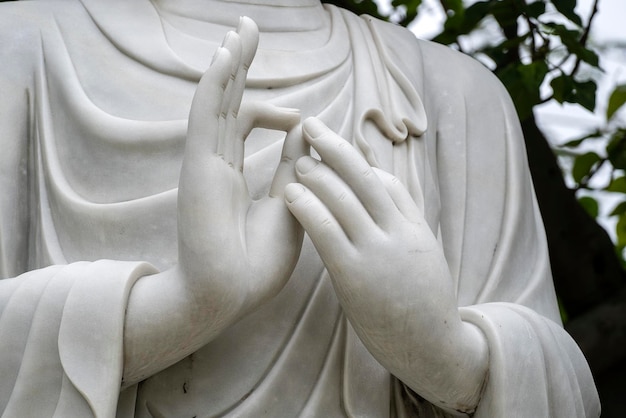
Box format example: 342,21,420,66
177,18,305,317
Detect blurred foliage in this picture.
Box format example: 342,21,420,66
327,0,626,265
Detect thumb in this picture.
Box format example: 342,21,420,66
269,123,309,198
238,102,301,140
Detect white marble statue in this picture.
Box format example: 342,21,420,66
0,0,599,416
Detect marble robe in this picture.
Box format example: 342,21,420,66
0,0,599,416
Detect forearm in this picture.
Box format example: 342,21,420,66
121,266,241,388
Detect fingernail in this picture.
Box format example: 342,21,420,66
284,183,305,203
221,32,233,48
211,47,224,65
296,156,318,174
237,16,249,31
303,117,326,139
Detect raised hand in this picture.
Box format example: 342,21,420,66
122,19,306,386
177,18,305,321
284,118,488,414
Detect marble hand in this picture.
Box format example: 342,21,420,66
123,19,305,385
178,18,304,320
284,118,488,413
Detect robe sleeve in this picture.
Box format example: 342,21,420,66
0,260,156,418
370,19,600,416
418,40,600,417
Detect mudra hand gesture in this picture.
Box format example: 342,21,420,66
123,18,305,385
285,118,489,413
128,18,486,413
178,17,306,319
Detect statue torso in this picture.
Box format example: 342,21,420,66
2,1,440,415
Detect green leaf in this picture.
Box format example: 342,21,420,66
551,75,570,104
578,196,599,218
544,22,599,67
431,31,458,46
616,213,626,247
560,130,603,148
440,0,463,12
479,34,529,67
606,129,626,169
391,0,422,26
606,176,626,193
576,47,599,68
526,1,546,18
552,0,583,25
572,151,601,183
519,60,550,88
610,201,626,217
464,1,491,26
616,244,626,267
444,0,489,35
575,80,597,112
491,0,526,31
607,84,626,120
550,75,596,111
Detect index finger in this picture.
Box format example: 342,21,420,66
230,17,259,119
186,47,232,156
301,117,398,225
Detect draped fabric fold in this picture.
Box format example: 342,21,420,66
0,261,156,418
461,304,598,417
0,0,599,416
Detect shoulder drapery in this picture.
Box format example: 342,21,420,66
362,15,599,416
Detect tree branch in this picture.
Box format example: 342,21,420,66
568,0,600,77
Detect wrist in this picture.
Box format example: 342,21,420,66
388,315,488,415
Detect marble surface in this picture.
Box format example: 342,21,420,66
0,0,599,416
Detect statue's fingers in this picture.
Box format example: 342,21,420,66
239,102,300,138
294,156,381,243
371,167,424,224
237,17,259,70
218,32,242,160
234,102,300,171
221,18,259,164
229,16,258,109
302,117,397,227
269,123,308,197
284,183,353,262
186,47,232,157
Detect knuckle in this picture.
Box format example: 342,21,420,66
337,140,350,150
280,155,294,164
320,218,333,228
361,167,374,178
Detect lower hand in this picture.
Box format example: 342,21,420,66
284,117,488,413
